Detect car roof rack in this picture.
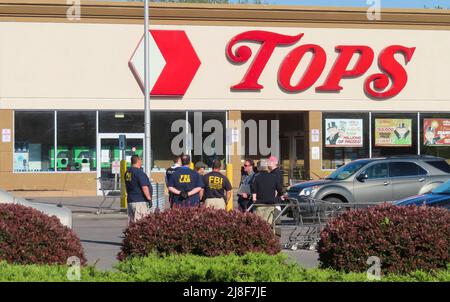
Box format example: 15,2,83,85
385,155,442,159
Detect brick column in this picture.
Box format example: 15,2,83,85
307,111,326,180
227,110,242,189
0,110,13,173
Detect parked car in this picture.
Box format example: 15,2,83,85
393,180,450,209
287,155,450,204
0,189,72,227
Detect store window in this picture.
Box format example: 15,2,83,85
322,112,369,170
371,113,418,157
14,111,54,172
151,111,186,170
420,113,450,162
57,111,96,171
99,111,144,133
188,111,226,168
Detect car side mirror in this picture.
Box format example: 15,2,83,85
356,173,368,182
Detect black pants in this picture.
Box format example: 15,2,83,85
238,197,253,212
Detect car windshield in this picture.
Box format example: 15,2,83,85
431,180,450,195
326,160,371,180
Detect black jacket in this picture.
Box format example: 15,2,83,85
251,171,283,204
271,167,284,192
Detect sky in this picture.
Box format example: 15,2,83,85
230,0,450,8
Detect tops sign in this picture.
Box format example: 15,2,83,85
226,30,415,99
130,30,415,99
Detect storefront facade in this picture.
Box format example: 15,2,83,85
0,1,450,196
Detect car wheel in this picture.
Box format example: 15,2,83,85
323,196,343,203
322,196,346,217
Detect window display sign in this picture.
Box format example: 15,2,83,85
424,119,450,146
324,119,363,147
14,152,28,171
375,119,412,147
311,129,320,143
111,161,120,174
2,129,11,143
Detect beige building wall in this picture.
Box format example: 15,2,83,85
1,22,450,111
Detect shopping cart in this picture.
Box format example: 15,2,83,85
96,177,122,215
249,197,370,251
281,197,371,250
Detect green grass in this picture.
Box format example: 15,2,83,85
0,253,449,282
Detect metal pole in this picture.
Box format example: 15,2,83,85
417,112,420,155
144,0,151,178
369,112,372,158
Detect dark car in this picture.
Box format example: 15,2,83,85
393,180,450,209
287,155,450,204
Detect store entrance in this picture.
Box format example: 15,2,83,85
96,133,144,194
280,134,307,185
241,112,308,187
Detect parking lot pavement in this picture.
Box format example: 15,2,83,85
72,213,127,270
28,197,320,271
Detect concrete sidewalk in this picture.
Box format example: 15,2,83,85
27,196,125,214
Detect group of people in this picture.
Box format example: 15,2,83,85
123,153,285,225
237,156,285,224
165,154,232,210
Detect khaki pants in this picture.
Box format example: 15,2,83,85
128,201,151,224
204,198,227,210
254,206,276,225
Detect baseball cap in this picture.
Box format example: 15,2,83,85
268,156,279,165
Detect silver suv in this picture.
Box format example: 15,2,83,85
287,155,450,203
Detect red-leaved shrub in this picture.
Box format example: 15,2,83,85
118,207,280,260
0,204,86,265
318,203,450,274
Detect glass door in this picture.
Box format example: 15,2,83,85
97,133,144,194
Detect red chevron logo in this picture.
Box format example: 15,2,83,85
129,30,201,96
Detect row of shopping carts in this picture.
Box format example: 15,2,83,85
248,198,371,251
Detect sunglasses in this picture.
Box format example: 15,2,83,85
243,164,252,167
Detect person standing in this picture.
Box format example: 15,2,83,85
168,154,204,208
237,159,256,212
268,155,285,202
251,158,283,225
202,159,232,210
195,161,207,176
124,155,153,224
195,161,207,202
165,154,182,208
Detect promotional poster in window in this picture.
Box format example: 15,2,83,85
424,119,450,146
375,119,412,147
324,119,363,147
